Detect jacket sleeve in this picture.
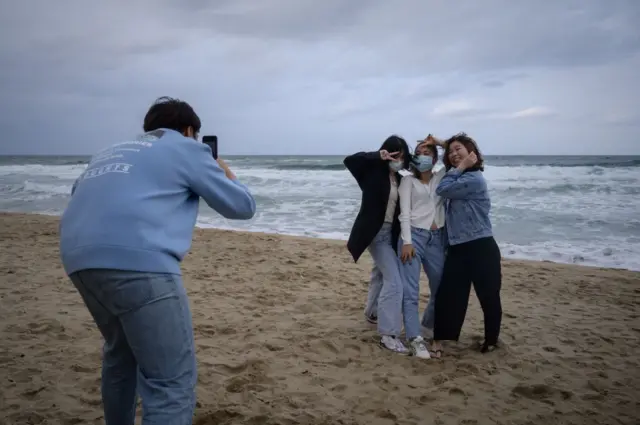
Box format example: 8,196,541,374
343,151,383,185
180,142,256,220
398,176,413,245
436,169,487,200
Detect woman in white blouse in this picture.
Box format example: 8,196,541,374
398,136,447,359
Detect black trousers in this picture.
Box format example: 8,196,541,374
433,236,502,345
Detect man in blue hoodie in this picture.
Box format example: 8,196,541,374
59,97,256,424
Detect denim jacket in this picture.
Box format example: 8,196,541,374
436,168,493,246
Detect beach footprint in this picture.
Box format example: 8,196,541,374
511,382,573,405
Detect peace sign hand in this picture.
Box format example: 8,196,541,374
379,150,399,161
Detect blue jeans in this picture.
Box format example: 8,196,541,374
69,269,197,425
364,264,382,319
399,227,446,339
366,223,404,336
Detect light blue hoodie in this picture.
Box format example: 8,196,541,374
59,129,256,276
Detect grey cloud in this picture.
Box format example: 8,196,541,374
4,1,638,79
481,73,529,88
482,80,506,88
159,0,640,73
603,114,640,127
431,102,557,121
177,0,377,42
0,1,639,155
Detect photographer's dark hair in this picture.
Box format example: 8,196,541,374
143,96,202,135
379,135,411,170
442,132,484,172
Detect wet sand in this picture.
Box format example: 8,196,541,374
1,212,639,425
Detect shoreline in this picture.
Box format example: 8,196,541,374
1,212,639,425
3,210,637,273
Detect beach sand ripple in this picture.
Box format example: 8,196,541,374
1,213,639,425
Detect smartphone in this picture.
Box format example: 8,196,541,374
202,135,218,159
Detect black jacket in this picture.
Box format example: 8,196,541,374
344,151,402,263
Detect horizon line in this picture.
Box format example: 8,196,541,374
1,153,639,158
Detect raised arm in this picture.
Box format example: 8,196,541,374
343,151,383,185
398,176,413,245
181,142,256,220
424,134,446,148
436,169,487,200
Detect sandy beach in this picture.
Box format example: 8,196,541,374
0,212,639,425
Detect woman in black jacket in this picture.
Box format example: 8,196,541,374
344,135,411,353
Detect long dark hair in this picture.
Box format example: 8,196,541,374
379,135,411,170
442,132,484,172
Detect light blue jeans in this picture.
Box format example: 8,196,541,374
69,269,197,425
365,223,404,336
364,264,382,319
399,227,447,339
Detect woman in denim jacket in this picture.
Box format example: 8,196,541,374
344,135,412,354
430,133,502,357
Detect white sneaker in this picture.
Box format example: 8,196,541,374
379,335,409,355
409,336,431,359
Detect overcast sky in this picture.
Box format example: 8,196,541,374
1,1,639,156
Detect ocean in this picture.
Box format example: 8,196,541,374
1,155,640,271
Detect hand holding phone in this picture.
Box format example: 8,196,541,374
216,157,236,180
202,135,236,179
202,135,218,159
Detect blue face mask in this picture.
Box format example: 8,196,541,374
412,155,434,172
388,160,404,172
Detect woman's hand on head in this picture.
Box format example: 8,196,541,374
425,134,444,147
457,152,478,171
379,150,399,161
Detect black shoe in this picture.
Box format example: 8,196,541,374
479,340,498,353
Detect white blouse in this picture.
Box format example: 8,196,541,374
398,168,446,245
384,174,399,223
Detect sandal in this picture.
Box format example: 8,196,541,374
430,342,443,358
